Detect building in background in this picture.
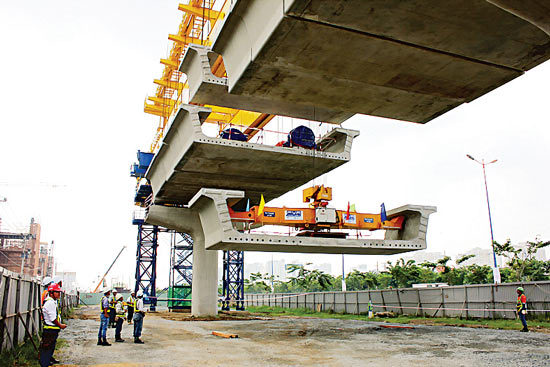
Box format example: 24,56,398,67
0,218,54,278
457,247,505,267
57,271,77,294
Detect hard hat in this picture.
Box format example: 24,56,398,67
52,276,63,284
112,288,118,293
131,291,136,295
118,295,124,300
48,283,63,293
103,288,111,294
42,276,53,286
136,290,143,298
517,287,524,293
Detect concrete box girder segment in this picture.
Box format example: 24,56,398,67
180,0,550,124
187,188,437,255
145,103,359,206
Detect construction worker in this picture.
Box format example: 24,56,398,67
98,288,112,346
40,276,53,305
109,289,118,328
39,283,66,367
517,287,529,332
114,294,126,342
126,291,136,324
133,290,146,344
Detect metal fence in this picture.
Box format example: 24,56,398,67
245,281,550,320
0,267,79,353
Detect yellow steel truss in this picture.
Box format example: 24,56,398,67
145,0,271,153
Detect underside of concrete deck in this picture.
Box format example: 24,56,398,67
145,103,359,206
180,0,550,124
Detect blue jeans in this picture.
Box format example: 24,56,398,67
98,313,109,338
133,313,143,338
519,312,528,329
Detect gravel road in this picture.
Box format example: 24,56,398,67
54,306,550,367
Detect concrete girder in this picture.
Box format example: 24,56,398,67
145,103,359,206
180,0,550,124
188,188,437,255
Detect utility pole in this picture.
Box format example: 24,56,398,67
341,254,346,291
466,154,501,283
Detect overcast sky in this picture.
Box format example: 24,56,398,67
1,1,549,290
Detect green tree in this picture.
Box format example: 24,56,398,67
286,264,334,292
494,238,550,282
385,259,421,288
345,270,379,290
244,272,272,293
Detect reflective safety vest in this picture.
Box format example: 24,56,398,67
517,294,527,312
43,296,61,330
116,300,126,316
100,296,109,311
127,297,136,309
110,295,117,309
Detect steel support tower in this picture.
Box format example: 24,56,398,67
134,222,159,311
168,232,193,310
222,250,245,311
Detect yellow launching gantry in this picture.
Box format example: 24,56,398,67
144,0,276,153
228,186,404,239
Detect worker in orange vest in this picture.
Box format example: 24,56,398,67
517,287,528,332
41,277,54,305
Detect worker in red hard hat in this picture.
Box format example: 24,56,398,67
39,283,66,367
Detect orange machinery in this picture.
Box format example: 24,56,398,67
228,186,404,238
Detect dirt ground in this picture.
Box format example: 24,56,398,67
55,306,550,367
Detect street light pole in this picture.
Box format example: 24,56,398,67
466,154,501,283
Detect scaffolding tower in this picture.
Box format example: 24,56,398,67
134,222,159,311
222,250,245,311
168,232,193,310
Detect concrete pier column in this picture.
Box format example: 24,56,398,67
145,205,219,317
190,230,219,317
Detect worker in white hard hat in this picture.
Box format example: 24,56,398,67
98,288,112,346
41,277,54,305
114,295,126,342
109,289,118,328
133,290,146,344
126,291,136,324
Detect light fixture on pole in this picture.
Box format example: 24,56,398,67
466,154,501,283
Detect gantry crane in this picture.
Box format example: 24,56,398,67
230,186,402,238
